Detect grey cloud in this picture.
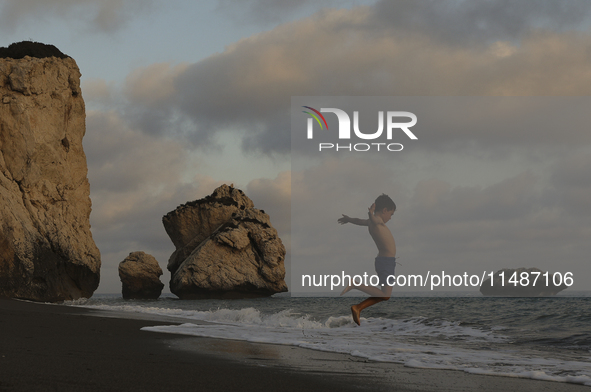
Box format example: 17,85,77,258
398,165,590,273
81,79,118,107
78,1,591,156
0,0,153,33
145,3,591,155
85,111,188,194
215,0,341,25
84,64,200,145
408,172,539,225
549,149,591,216
240,112,291,154
217,0,309,22
551,150,591,189
78,2,591,156
25,0,591,156
371,0,591,46
246,171,291,236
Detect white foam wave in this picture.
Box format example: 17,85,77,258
68,300,591,387
142,320,591,386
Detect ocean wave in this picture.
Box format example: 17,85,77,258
66,297,591,387
141,319,591,387
66,299,503,342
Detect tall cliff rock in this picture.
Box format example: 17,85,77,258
164,184,287,299
0,42,101,301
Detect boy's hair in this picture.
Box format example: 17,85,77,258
375,194,396,212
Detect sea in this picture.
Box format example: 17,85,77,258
63,291,591,387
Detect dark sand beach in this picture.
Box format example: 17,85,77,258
0,298,588,392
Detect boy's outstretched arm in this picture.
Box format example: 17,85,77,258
338,214,369,226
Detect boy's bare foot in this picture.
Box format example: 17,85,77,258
340,285,353,296
351,305,361,326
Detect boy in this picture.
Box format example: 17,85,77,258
338,194,397,325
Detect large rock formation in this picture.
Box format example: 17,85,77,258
118,252,164,300
480,267,568,296
0,42,101,301
163,184,287,299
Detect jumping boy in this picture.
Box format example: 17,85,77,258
338,194,397,325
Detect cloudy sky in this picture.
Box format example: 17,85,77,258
1,0,590,294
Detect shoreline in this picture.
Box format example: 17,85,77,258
1,298,588,392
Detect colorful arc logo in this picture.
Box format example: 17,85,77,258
302,106,328,130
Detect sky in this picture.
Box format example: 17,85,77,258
1,0,590,294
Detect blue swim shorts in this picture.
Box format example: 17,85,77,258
375,257,396,287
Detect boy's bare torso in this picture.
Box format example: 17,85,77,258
338,203,397,257
368,221,396,258
367,202,396,258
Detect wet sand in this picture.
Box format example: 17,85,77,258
0,298,587,392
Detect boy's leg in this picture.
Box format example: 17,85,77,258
351,285,393,325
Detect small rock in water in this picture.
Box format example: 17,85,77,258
119,252,164,300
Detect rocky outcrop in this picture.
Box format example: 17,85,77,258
480,267,568,296
0,42,100,302
118,252,164,300
163,184,287,299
